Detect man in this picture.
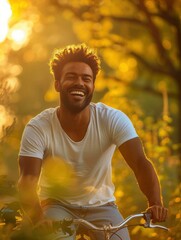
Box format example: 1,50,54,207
18,43,167,239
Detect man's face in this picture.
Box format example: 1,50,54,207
55,62,95,113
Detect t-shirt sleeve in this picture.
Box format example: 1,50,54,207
19,123,45,159
109,110,138,147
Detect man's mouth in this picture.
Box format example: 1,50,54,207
70,90,85,97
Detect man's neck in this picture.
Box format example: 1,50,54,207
57,106,90,141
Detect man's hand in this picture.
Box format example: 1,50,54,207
146,205,168,223
33,217,54,236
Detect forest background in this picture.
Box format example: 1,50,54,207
0,0,180,239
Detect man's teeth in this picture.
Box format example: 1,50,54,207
70,91,85,96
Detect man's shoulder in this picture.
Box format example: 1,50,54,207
90,102,122,115
90,102,131,125
28,107,58,126
91,102,113,110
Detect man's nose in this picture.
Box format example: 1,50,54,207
74,76,84,85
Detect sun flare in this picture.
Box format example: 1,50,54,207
0,0,12,42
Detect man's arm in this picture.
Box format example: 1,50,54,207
18,156,44,224
118,137,168,222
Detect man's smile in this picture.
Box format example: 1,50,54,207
70,90,85,97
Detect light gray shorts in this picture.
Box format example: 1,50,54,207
41,199,130,240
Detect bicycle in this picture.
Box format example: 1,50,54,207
0,205,169,240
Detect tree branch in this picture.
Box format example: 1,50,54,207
151,2,181,65
104,75,178,99
99,14,147,26
129,51,176,77
136,0,175,71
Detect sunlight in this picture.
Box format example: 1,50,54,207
0,0,32,48
8,21,32,50
0,0,12,42
11,29,26,43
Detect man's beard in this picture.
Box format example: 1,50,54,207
60,90,93,113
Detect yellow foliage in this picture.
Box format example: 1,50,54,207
43,156,76,184
106,80,126,92
102,48,138,82
0,160,7,175
95,74,128,93
147,43,158,57
131,226,141,235
174,197,180,203
100,0,135,16
62,9,74,19
109,33,124,43
115,189,124,198
44,83,59,102
145,0,157,11
95,73,107,91
163,39,172,50
73,20,92,41
119,62,129,72
101,89,143,121
42,156,78,195
129,39,144,54
102,48,121,68
73,17,113,42
0,105,15,141
100,18,113,32
159,128,169,138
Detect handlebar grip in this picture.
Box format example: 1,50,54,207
143,212,169,231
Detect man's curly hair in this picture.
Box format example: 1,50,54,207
49,43,101,82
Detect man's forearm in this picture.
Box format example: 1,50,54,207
135,159,163,206
19,193,43,224
18,177,43,224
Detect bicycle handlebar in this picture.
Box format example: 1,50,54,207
0,207,169,235
57,212,169,233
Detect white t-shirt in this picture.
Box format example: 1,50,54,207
19,102,138,207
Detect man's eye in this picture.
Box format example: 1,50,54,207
66,76,75,80
83,77,91,82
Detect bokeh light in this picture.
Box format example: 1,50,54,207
8,21,33,50
11,29,26,43
0,0,12,42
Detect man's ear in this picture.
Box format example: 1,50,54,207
55,80,60,92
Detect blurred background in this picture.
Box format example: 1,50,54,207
0,0,180,239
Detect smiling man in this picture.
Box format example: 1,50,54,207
56,62,94,113
18,43,167,240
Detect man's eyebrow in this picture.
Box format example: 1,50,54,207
82,74,93,78
64,72,76,76
65,72,92,77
